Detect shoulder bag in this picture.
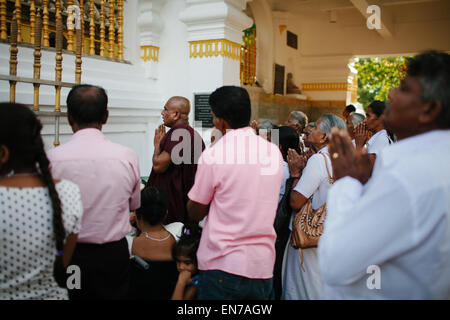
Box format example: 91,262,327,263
290,153,334,271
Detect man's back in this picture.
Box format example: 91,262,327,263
48,128,141,244
189,127,284,279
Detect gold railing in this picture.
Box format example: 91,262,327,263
1,6,82,146
240,24,256,86
188,39,241,60
0,0,124,60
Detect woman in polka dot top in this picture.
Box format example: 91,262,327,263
0,103,83,300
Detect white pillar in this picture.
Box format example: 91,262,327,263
179,0,252,142
138,0,165,79
180,0,253,91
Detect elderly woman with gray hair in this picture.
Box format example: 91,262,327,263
286,111,308,136
281,113,346,300
286,111,309,152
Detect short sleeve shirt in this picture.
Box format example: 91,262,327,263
367,129,392,156
291,146,333,230
188,127,284,279
0,180,83,300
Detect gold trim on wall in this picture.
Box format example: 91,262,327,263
141,45,159,62
189,39,241,60
349,76,358,102
302,82,348,91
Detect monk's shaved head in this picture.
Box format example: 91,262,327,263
168,96,190,114
165,96,190,124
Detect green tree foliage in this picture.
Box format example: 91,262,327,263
354,56,410,110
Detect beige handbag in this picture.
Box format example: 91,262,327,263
290,153,333,271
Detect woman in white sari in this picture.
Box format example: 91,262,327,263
281,114,346,300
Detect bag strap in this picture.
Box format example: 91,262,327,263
321,153,334,185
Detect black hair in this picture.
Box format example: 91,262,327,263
345,104,356,113
135,186,168,226
367,101,396,142
209,86,251,129
171,224,202,267
407,50,450,128
367,100,387,118
66,84,108,125
277,126,301,161
0,103,65,252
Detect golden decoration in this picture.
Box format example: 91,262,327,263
241,25,256,85
54,12,63,112
301,82,349,91
15,0,21,42
56,0,61,16
118,0,124,60
100,0,105,56
80,0,84,53
141,45,159,62
189,39,241,60
108,0,115,58
89,0,95,54
9,15,18,103
33,12,42,111
0,0,6,40
42,0,49,47
75,28,82,84
30,0,35,44
67,0,74,51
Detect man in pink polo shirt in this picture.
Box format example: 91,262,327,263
47,85,141,299
187,86,284,300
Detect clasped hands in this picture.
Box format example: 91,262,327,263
287,148,307,177
354,120,371,149
154,124,166,148
329,128,372,185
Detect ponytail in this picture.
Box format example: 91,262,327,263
171,223,202,265
33,127,65,251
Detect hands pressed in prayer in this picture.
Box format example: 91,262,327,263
354,120,369,149
287,148,307,177
154,124,166,148
329,128,372,185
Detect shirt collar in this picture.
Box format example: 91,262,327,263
71,128,105,141
169,123,189,131
223,126,255,137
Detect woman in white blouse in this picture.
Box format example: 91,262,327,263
281,114,346,300
0,103,83,300
355,101,393,165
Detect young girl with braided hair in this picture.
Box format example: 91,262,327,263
0,103,83,299
171,224,202,300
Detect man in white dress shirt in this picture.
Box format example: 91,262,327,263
319,51,450,299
